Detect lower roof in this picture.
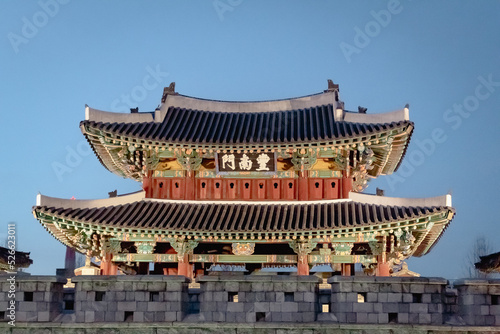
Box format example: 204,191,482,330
33,192,454,257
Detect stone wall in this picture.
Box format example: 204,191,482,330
455,278,500,326
197,275,321,323
1,274,499,327
328,276,447,325
71,275,190,323
0,275,65,322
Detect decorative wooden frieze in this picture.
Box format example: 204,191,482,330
289,240,317,262
134,241,156,254
291,149,317,171
169,240,199,262
368,240,384,256
332,242,354,255
175,149,202,171
232,242,255,256
145,150,160,170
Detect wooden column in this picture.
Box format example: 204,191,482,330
178,253,192,278
290,240,316,276
341,173,353,199
100,253,117,275
298,171,309,201
185,171,196,200
142,171,153,198
170,240,198,279
341,263,354,276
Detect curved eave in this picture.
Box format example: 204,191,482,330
80,116,413,181
33,193,454,257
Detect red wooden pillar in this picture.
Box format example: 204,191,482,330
298,171,309,201
178,254,192,278
185,171,195,200
297,254,309,276
142,171,152,198
341,173,353,199
100,253,117,275
341,263,354,276
377,250,390,277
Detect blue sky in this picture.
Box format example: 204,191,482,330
1,0,499,278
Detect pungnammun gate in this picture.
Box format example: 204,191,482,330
33,81,455,278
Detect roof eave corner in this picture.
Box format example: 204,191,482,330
403,104,410,121
85,104,90,121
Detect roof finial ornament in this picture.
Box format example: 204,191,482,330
405,103,410,109
325,79,340,101
161,82,177,102
358,106,367,114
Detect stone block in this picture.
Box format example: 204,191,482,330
331,301,353,313
474,294,487,304
298,302,314,312
227,302,244,312
213,292,225,302
255,302,270,312
302,311,315,322
410,284,425,293
419,313,431,324
245,311,256,323
366,292,378,303
387,293,402,303
368,313,378,323
346,312,356,323
17,311,37,322
282,281,298,292
382,303,399,313
356,312,368,323
303,292,315,302
18,302,36,312
84,311,94,323
282,302,298,313
373,303,383,313
424,284,442,294
265,292,276,301
75,311,85,322
378,293,388,303
104,311,115,322
294,292,304,302
270,302,281,312
164,311,177,322
37,311,50,322
429,302,443,313
255,292,266,302
410,303,428,313
398,312,409,324
147,282,165,291
141,311,154,322
378,312,388,324
117,301,136,311
134,291,147,302
431,313,443,324
353,302,373,313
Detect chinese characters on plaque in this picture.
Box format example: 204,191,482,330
217,152,276,173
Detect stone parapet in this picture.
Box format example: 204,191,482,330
454,278,500,326
327,276,448,325
196,275,321,323
1,275,499,327
71,275,190,323
0,275,65,322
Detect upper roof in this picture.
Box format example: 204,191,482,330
84,104,410,145
80,81,414,180
33,192,454,257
